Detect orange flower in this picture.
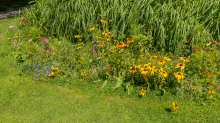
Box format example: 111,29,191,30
129,66,136,73
207,72,210,77
117,42,125,47
28,52,32,54
100,19,107,23
196,51,200,54
94,53,97,56
126,38,133,42
90,26,95,30
214,40,217,44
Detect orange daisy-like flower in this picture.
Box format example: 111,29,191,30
28,52,32,55
117,42,125,47
175,63,185,70
100,19,107,23
90,26,95,30
140,89,147,96
196,51,200,54
158,59,165,65
174,72,184,79
173,102,178,110
179,57,190,62
74,35,81,38
94,53,97,56
160,71,168,77
129,66,136,73
214,40,217,44
126,38,133,42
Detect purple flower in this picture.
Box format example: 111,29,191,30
25,19,29,21
41,37,44,39
9,26,13,28
149,36,152,39
44,39,49,43
187,95,190,97
99,67,102,69
29,39,32,42
102,64,104,67
108,72,112,75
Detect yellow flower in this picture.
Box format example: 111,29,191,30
109,34,116,37
160,71,168,77
90,26,95,30
174,72,184,79
129,66,136,73
175,63,185,71
81,58,83,59
96,24,99,26
157,67,163,72
126,38,133,42
15,36,18,38
52,52,55,55
96,36,101,39
98,14,102,16
103,30,110,36
78,43,80,45
173,102,178,110
74,35,80,38
158,59,165,65
164,57,171,61
105,37,110,41
208,90,215,94
160,82,163,85
144,63,151,67
179,57,190,62
112,51,116,53
140,68,150,75
100,19,107,23
109,19,112,22
7,38,10,40
104,53,107,55
51,66,57,71
49,72,55,76
81,72,86,76
113,40,117,42
140,89,147,96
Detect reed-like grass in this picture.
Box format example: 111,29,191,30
19,0,220,54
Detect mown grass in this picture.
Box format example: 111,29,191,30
1,3,220,123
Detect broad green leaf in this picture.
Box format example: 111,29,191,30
113,77,123,89
127,85,133,96
100,80,108,89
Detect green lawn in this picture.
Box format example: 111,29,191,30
0,14,220,123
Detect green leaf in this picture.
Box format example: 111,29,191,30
113,77,123,89
100,80,108,89
127,85,133,96
93,79,102,83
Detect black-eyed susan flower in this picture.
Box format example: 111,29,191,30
102,30,110,36
105,37,110,41
74,35,80,38
144,63,151,67
175,63,185,70
140,89,147,96
173,102,178,110
49,72,55,76
96,36,101,39
174,72,184,79
157,67,163,72
126,38,133,42
208,90,216,94
160,71,168,77
129,66,136,73
141,68,150,75
147,66,155,71
51,66,57,71
158,59,165,65
124,42,129,47
179,57,190,62
164,57,171,61
90,26,95,30
100,19,107,23
81,72,86,76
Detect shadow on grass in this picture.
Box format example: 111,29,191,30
0,0,34,12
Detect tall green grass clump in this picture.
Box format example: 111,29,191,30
18,0,220,54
